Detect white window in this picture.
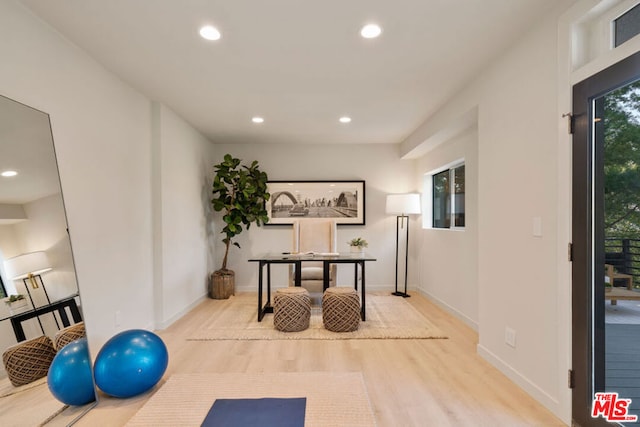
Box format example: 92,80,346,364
424,161,465,229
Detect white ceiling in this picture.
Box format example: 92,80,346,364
17,0,565,146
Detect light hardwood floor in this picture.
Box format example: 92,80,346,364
49,292,565,426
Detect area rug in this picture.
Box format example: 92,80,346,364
187,292,447,341
125,372,377,426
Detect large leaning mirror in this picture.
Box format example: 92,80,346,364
0,95,96,424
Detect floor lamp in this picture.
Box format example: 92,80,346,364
4,251,59,333
386,194,421,298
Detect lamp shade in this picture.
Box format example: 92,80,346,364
4,251,52,280
386,193,421,215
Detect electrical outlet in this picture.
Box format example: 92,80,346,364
505,327,516,348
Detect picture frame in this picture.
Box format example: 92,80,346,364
266,180,365,225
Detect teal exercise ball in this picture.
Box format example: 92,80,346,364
94,329,168,398
47,338,96,406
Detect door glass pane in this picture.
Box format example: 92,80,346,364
433,169,450,228
601,78,640,412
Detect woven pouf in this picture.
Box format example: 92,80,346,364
322,287,361,332
2,335,56,387
54,322,86,351
274,287,311,332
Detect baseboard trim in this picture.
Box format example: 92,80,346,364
416,288,478,331
476,344,560,414
156,294,208,330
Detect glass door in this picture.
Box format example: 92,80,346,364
573,51,640,426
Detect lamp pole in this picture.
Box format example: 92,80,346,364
392,214,411,297
386,193,420,298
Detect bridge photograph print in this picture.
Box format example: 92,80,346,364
266,180,365,225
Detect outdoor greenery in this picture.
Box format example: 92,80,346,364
211,154,270,271
604,80,640,288
604,80,640,239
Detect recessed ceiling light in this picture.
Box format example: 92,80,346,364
360,24,382,39
252,117,264,124
339,116,352,123
199,25,221,41
1,170,17,177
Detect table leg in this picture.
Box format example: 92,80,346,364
10,319,26,342
69,299,82,323
57,307,71,327
323,261,330,291
267,263,272,303
258,261,265,321
258,261,274,322
295,260,301,286
354,263,358,291
360,261,366,321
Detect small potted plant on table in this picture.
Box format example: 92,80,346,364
4,294,28,314
348,237,368,255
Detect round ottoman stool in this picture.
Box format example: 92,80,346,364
3,335,56,387
274,287,311,332
322,287,361,332
54,322,86,351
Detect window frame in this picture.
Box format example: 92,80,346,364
423,159,465,230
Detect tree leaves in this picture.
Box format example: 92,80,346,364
604,81,640,238
212,154,270,269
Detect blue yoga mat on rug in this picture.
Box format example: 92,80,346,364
201,397,306,427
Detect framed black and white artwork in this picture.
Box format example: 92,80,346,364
266,180,365,225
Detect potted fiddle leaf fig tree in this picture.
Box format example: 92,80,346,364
210,154,270,299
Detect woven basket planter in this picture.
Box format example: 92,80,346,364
322,287,360,332
274,287,311,332
2,335,56,387
209,270,235,299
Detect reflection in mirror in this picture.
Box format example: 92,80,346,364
0,95,96,424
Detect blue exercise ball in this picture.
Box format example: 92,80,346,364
94,329,168,398
47,338,96,406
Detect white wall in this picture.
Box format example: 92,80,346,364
0,1,221,356
475,16,562,411
402,2,574,423
416,127,479,330
153,103,216,328
408,1,640,423
210,143,417,292
0,0,153,355
0,226,20,293
13,194,78,301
